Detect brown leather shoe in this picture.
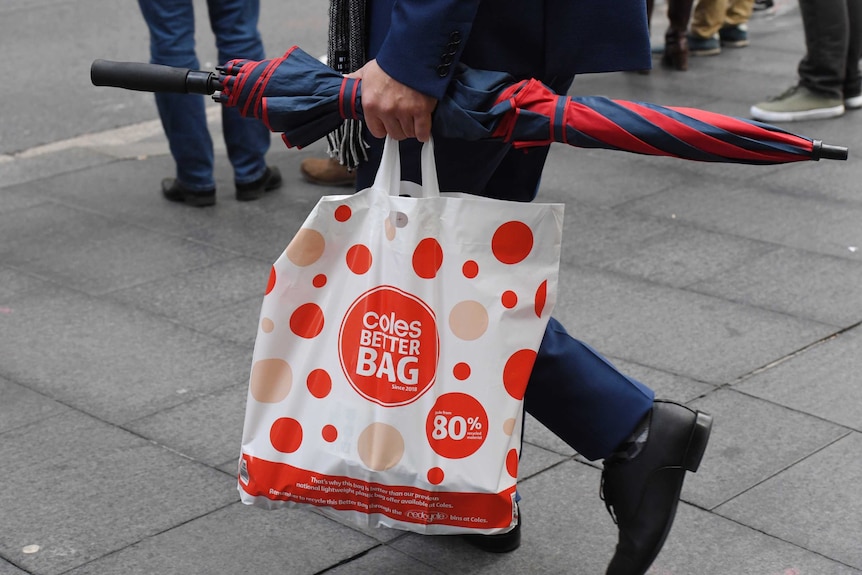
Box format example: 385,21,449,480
300,157,356,187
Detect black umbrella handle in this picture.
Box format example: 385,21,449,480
812,140,849,161
90,59,222,94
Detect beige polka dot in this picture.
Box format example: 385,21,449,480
249,358,292,403
261,317,275,333
285,228,325,267
385,216,396,240
503,418,516,436
357,422,404,471
449,300,488,341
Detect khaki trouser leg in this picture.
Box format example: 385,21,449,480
691,0,753,38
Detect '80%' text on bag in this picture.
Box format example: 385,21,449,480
238,137,564,535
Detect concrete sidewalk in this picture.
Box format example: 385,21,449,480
2,4,862,574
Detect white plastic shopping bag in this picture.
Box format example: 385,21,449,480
237,136,564,535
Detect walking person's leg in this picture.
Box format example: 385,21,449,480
751,0,848,121
138,0,216,203
689,0,726,55
207,0,280,200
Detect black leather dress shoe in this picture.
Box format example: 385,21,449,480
161,178,216,207
462,507,521,553
601,400,712,575
235,166,283,201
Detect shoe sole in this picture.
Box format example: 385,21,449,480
690,47,721,57
845,95,862,109
236,170,283,201
750,104,845,122
720,40,749,48
182,194,216,207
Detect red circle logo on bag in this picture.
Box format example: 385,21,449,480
339,285,439,406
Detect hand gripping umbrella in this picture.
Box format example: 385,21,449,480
90,46,848,163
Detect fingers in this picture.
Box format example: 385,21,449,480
358,60,437,142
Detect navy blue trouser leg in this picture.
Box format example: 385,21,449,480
525,318,654,461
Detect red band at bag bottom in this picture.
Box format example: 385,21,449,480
239,454,517,530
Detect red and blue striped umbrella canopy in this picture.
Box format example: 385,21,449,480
217,46,847,163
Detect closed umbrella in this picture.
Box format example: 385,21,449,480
90,46,848,163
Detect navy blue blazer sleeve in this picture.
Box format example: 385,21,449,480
371,0,482,100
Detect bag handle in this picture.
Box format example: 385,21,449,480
373,135,440,198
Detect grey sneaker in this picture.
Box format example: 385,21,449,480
750,85,844,122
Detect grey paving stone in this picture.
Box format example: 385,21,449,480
0,376,70,434
17,221,236,296
0,201,133,266
106,256,270,325
736,325,862,430
0,267,50,299
390,460,616,574
0,148,114,191
555,201,674,268
0,410,236,575
0,558,27,575
596,224,778,289
757,151,862,204
183,174,337,262
621,181,862,261
0,181,52,213
126,383,247,468
29,154,227,236
610,357,716,402
518,441,572,480
63,503,379,575
553,265,835,384
539,146,697,208
180,293,263,347
523,413,578,457
689,246,862,327
683,388,848,509
324,545,445,574
649,502,862,575
716,432,862,570
0,284,251,425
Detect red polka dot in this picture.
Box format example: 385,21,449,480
265,266,276,295
502,290,518,309
270,418,303,453
413,238,443,279
462,260,479,279
453,362,471,381
503,349,536,400
346,244,372,275
506,448,519,478
427,467,445,485
535,280,548,317
322,425,338,442
335,205,352,222
307,369,332,398
312,274,327,288
290,303,325,338
492,221,533,265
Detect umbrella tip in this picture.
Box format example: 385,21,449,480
813,140,849,161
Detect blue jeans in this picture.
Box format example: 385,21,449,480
138,0,271,190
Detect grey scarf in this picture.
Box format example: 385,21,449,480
326,0,368,169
